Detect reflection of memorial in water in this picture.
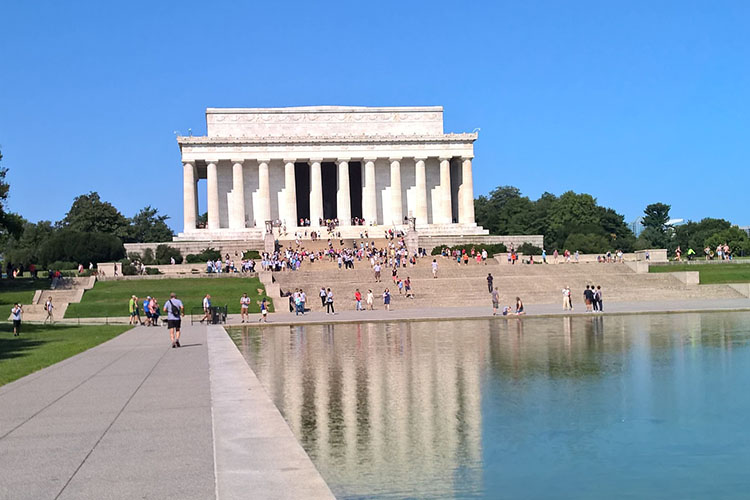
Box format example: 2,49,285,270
236,321,485,498
232,313,749,499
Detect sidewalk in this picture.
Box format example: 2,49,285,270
0,324,335,500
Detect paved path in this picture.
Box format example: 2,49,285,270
0,324,335,500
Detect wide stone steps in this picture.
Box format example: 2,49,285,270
271,261,744,308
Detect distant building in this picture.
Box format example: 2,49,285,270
630,217,684,237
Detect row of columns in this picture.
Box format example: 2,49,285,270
183,157,474,231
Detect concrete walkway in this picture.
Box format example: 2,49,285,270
0,324,335,500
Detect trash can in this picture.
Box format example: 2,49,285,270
210,306,221,325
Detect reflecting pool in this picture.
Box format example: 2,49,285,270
230,312,750,499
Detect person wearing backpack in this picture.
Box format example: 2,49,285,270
163,292,184,348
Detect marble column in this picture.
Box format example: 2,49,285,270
390,158,403,224
439,158,452,224
337,159,351,226
414,157,428,225
284,160,297,226
230,160,245,229
257,160,271,225
363,159,377,225
460,157,475,224
309,160,323,226
206,160,220,230
182,161,197,232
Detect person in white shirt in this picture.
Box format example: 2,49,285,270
200,294,211,323
366,289,374,310
240,293,251,323
11,303,22,336
44,297,54,325
431,259,438,279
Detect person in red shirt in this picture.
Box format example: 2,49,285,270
354,289,363,311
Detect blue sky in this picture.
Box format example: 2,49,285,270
1,0,748,231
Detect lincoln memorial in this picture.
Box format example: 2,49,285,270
176,105,491,241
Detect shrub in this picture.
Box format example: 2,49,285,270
562,233,610,254
518,243,542,255
155,244,183,264
127,252,142,262
431,243,507,256
39,230,125,267
121,263,139,276
186,248,221,263
243,250,261,259
144,267,162,275
47,260,78,270
141,248,155,265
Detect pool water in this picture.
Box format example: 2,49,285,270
230,312,750,499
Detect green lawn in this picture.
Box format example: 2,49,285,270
65,277,274,318
0,278,52,310
650,263,750,284
0,323,130,386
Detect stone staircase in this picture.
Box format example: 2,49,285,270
270,258,745,311
21,277,96,321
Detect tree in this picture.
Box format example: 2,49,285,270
0,149,23,241
5,220,54,266
39,230,124,267
130,206,174,243
59,192,130,239
639,203,672,248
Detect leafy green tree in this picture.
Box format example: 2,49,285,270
640,202,671,248
130,206,174,243
39,230,124,267
673,218,732,251
0,149,24,241
59,192,130,239
705,227,750,256
5,220,54,266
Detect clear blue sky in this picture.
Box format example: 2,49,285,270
1,0,748,231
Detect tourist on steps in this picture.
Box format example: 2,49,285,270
326,288,335,314
355,289,363,311
491,287,499,316
383,289,391,311
44,296,54,325
487,273,494,293
366,289,374,310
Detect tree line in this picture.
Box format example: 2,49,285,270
475,187,750,255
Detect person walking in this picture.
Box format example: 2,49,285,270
163,292,184,348
11,303,22,336
300,289,307,314
43,296,54,325
487,273,494,293
320,287,327,308
149,297,160,326
374,263,382,282
325,288,335,314
595,285,603,312
431,259,438,278
200,294,211,323
404,277,413,298
562,286,573,311
128,295,141,325
354,289,363,311
366,289,374,310
259,297,269,323
383,288,391,311
491,287,499,316
240,293,251,322
583,285,594,312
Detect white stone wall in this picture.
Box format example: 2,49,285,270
206,106,444,138
217,161,232,228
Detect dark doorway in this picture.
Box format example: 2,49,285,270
321,162,337,220
295,162,310,223
349,162,362,220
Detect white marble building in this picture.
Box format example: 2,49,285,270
176,105,489,240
